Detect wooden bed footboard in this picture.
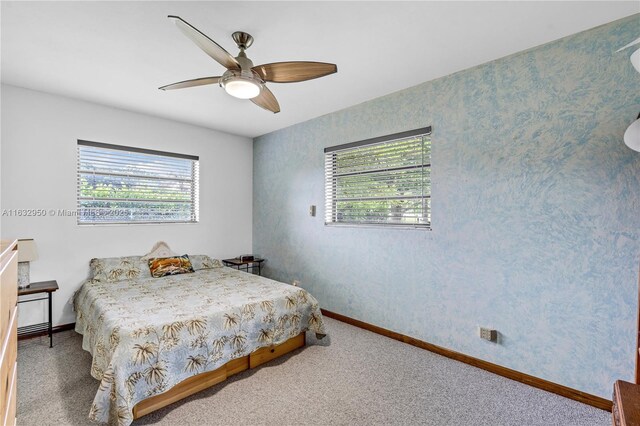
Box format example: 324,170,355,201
132,332,305,419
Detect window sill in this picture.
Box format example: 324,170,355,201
77,221,199,227
324,223,431,231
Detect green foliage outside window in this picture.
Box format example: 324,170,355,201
326,133,431,227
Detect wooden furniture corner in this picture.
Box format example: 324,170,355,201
0,239,18,426
612,380,640,426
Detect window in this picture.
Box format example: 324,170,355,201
324,127,431,228
77,140,199,224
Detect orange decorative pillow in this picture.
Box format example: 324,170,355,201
148,255,194,278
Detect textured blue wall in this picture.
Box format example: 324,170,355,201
254,15,640,398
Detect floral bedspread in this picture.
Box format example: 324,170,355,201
74,267,326,425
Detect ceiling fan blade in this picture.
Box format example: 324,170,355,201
159,76,222,91
251,86,280,113
168,15,240,70
252,62,337,83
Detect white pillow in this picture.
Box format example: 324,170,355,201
141,241,177,261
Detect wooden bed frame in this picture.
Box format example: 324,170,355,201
132,332,305,419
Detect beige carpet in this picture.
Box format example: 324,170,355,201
17,317,609,425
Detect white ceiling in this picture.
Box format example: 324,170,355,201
1,2,637,138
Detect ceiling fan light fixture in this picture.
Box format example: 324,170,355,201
624,116,640,152
220,69,262,99
161,17,337,113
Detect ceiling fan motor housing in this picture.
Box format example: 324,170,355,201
220,50,264,100
219,48,265,99
235,51,255,71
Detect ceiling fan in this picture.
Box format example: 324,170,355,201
160,15,337,113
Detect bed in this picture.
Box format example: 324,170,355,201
73,255,326,426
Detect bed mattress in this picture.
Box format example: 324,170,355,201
74,266,326,425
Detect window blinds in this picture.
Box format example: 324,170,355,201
77,140,199,224
324,127,431,228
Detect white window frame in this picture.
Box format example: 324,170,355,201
324,127,431,229
76,140,199,225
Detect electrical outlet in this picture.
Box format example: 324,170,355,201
309,205,316,217
479,327,497,342
292,280,300,287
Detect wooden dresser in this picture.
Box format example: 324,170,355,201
0,240,18,426
613,380,640,426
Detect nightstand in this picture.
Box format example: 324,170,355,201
222,258,265,275
17,280,59,347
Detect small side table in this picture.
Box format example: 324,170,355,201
17,280,59,348
222,258,265,275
